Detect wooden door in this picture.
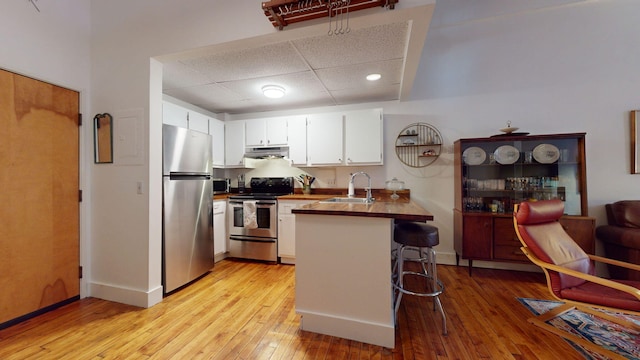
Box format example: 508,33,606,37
0,69,80,325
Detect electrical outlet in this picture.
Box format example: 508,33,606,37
136,181,143,195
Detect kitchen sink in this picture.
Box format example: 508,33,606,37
319,197,374,204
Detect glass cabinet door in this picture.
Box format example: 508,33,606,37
457,134,586,216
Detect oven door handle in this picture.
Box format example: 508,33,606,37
229,201,277,206
229,236,276,243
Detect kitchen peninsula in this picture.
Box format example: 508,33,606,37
292,199,433,348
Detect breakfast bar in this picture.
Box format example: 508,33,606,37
292,199,433,348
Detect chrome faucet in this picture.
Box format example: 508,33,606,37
348,171,374,203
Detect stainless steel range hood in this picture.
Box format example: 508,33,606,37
243,146,289,159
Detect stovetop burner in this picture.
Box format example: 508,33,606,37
230,177,294,199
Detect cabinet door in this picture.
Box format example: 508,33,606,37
245,117,288,147
287,115,307,165
162,101,188,128
213,200,227,258
225,121,245,167
344,108,383,165
493,217,527,262
307,113,343,166
245,118,266,147
278,207,296,261
188,111,210,134
210,118,225,167
266,117,288,146
559,216,595,254
278,200,315,264
462,215,493,260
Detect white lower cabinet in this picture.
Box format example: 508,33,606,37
278,200,316,264
213,200,227,262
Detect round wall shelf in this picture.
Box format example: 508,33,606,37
395,123,442,167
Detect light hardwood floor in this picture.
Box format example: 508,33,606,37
0,259,585,359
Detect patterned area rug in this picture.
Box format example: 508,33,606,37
518,298,640,359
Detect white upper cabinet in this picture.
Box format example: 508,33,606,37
225,120,245,168
188,111,210,134
210,118,225,167
307,112,344,166
306,109,383,166
245,117,288,147
344,108,383,165
162,101,188,128
287,115,307,166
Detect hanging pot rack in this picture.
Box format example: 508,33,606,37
262,0,398,30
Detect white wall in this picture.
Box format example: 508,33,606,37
408,0,640,266
0,1,92,295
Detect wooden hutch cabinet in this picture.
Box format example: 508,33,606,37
453,133,595,274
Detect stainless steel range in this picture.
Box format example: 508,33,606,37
228,177,294,262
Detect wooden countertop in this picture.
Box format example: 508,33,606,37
214,189,411,202
292,199,433,222
276,194,334,201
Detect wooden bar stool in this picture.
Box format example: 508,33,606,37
392,221,447,335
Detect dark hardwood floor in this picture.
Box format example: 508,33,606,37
0,259,585,359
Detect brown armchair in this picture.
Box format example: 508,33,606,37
513,200,640,357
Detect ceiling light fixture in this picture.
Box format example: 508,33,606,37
262,85,285,99
366,73,382,81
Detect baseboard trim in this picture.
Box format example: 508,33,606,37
89,281,163,308
298,310,395,348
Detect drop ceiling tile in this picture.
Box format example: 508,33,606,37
164,83,244,109
179,42,310,82
220,71,330,102
216,72,336,113
162,61,212,89
331,84,400,104
292,22,409,69
316,59,403,91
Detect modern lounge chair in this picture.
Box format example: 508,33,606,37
513,199,640,358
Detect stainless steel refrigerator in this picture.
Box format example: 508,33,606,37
162,124,214,293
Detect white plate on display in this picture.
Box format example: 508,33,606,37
494,145,520,164
462,147,486,165
533,143,560,163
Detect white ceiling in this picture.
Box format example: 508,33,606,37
160,4,434,115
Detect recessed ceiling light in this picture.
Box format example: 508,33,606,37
262,85,285,99
366,73,382,81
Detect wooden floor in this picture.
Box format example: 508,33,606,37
0,260,586,359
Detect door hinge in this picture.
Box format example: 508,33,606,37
79,189,83,202
78,113,82,126
79,266,83,279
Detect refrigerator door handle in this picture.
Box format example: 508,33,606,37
169,172,211,180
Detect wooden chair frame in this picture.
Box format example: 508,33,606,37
513,204,640,359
